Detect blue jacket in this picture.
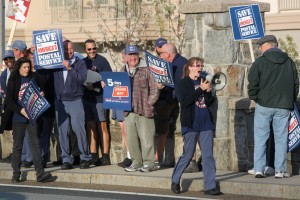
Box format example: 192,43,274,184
53,57,87,101
83,54,112,102
0,69,9,98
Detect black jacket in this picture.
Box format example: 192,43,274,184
248,48,299,109
175,76,215,128
0,72,42,133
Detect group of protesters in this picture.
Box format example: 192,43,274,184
0,36,221,195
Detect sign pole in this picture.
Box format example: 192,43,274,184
248,40,255,62
6,20,17,50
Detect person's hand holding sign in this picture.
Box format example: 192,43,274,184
20,108,29,119
156,83,165,90
63,60,72,70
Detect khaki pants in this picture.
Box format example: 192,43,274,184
125,112,155,167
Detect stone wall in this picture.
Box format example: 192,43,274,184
180,0,270,171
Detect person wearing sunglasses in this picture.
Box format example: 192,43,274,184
171,57,220,195
83,39,112,166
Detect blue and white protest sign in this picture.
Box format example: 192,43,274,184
229,4,264,41
101,72,131,110
21,80,50,124
33,29,64,70
145,51,174,87
288,103,300,152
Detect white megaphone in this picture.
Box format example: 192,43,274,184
200,71,227,91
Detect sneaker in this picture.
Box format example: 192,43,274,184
118,158,132,168
255,171,265,178
139,165,155,173
247,168,255,175
125,165,140,172
100,156,111,166
264,166,275,176
275,171,290,178
183,160,199,173
93,158,103,166
80,160,92,169
37,171,52,182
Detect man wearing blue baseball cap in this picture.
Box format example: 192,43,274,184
11,40,27,60
155,38,167,55
0,50,15,163
122,45,160,173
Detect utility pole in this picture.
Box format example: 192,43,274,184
0,0,5,63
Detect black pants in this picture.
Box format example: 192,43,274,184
11,122,44,176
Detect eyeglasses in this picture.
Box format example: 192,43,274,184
4,57,14,61
87,47,97,51
157,51,167,56
191,64,204,68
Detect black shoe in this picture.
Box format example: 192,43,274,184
160,163,175,168
171,182,180,194
61,162,73,170
37,171,52,182
0,154,12,163
52,160,62,165
204,188,221,195
22,161,33,168
80,160,92,169
93,158,103,166
197,156,202,171
73,156,81,165
100,156,111,166
11,174,20,183
118,158,132,168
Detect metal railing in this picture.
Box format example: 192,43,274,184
279,0,300,11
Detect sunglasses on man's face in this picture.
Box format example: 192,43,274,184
87,47,97,51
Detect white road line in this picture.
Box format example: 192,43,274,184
0,183,219,200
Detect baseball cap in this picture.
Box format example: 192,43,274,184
11,40,27,51
124,45,139,55
155,38,167,48
257,35,277,46
3,50,14,60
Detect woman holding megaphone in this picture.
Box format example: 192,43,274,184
170,57,221,195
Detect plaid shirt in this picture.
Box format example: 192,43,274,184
123,59,160,118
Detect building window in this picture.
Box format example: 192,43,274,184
48,0,73,7
95,0,108,4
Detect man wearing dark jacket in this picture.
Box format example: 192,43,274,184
248,35,299,178
54,40,92,170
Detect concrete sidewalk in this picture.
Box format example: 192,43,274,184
0,162,299,199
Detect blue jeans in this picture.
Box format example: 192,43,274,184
254,104,290,173
171,130,216,191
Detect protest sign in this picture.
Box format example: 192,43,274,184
6,0,31,23
101,72,131,110
229,4,264,41
33,29,64,70
288,103,300,152
145,51,174,87
21,80,50,124
85,70,102,92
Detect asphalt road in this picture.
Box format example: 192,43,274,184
0,180,284,200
